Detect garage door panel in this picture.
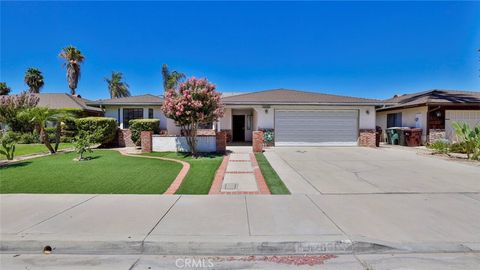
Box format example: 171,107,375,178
275,110,358,146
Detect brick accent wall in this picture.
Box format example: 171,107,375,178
428,129,446,144
253,131,264,152
221,129,232,142
141,131,153,153
359,129,376,147
216,131,227,154
117,129,135,147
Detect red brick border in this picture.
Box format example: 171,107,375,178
208,155,230,194
208,152,271,195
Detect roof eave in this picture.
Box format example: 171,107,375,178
223,102,384,106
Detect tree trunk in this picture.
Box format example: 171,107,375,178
182,122,198,157
54,122,62,152
40,127,56,154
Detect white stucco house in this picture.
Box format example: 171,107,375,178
87,89,383,147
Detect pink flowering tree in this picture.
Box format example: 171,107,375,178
162,77,224,156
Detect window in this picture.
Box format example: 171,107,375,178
198,122,213,129
387,112,402,128
123,108,143,128
148,108,154,119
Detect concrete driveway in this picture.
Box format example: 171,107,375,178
265,146,480,194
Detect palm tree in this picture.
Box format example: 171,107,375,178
19,107,58,153
59,46,85,95
161,64,185,92
105,72,131,98
0,82,11,95
24,68,45,93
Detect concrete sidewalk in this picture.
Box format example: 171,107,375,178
1,193,480,256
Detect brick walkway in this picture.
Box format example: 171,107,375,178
209,147,270,195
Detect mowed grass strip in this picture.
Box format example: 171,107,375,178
0,150,182,194
255,153,290,194
143,152,223,195
0,143,75,160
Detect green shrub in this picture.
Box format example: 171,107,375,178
75,117,117,145
452,122,480,160
129,119,160,145
45,127,57,143
427,139,450,154
18,132,40,144
449,142,467,154
0,132,16,160
74,131,93,160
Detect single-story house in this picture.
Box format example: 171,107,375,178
35,93,103,116
220,89,382,146
376,90,480,143
88,89,383,147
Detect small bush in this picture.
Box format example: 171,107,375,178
45,127,57,143
74,131,93,160
449,142,467,154
75,117,117,145
129,119,160,145
18,132,40,144
428,139,450,154
0,132,16,160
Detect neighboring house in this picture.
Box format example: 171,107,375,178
220,89,382,146
35,93,103,116
376,90,480,143
87,94,172,131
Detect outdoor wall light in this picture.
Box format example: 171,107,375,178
366,110,370,114
262,105,271,114
436,111,442,117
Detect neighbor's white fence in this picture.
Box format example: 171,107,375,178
152,135,216,152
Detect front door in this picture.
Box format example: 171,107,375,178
232,115,245,141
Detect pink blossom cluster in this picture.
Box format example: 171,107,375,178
0,91,39,110
162,77,224,126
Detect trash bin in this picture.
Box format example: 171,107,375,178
375,126,382,147
386,128,399,145
396,128,408,146
405,128,422,147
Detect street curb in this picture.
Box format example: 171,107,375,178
0,239,439,256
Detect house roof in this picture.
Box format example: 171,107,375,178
221,88,382,105
378,89,480,111
35,93,103,112
88,94,164,106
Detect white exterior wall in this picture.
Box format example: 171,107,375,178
103,105,166,130
221,104,376,132
376,106,428,142
254,108,275,129
445,110,480,141
152,135,216,152
219,108,232,130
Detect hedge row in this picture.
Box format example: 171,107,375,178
129,119,160,145
75,117,117,144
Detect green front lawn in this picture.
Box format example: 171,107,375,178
0,143,75,160
143,152,224,194
0,150,182,194
255,153,290,194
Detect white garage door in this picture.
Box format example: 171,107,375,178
445,110,480,141
275,110,359,146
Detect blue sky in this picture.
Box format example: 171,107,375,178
1,1,479,100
